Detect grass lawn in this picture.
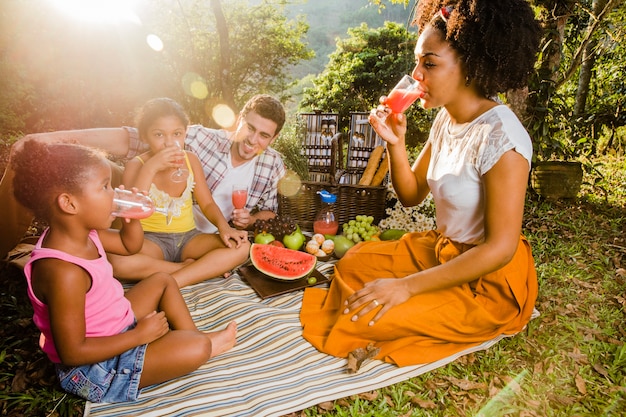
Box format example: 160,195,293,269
1,155,624,416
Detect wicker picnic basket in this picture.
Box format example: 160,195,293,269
279,112,388,232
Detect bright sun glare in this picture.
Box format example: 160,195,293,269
49,0,141,24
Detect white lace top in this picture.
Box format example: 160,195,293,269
426,105,532,245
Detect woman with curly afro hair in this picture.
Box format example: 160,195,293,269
300,0,542,367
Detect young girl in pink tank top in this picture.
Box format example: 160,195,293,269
12,140,236,403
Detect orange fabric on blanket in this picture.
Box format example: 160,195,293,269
300,231,538,366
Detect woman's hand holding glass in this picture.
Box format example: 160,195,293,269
369,75,420,146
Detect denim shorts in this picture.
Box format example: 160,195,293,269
55,325,147,403
144,229,202,262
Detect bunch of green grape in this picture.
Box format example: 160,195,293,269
342,215,380,243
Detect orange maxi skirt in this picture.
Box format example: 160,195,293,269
300,231,538,366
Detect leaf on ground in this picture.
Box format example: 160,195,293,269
10,369,28,392
444,376,487,391
570,277,597,290
592,362,610,378
357,391,378,401
317,401,335,411
575,373,587,395
346,343,380,374
336,398,351,407
456,353,476,365
568,347,589,364
548,393,576,406
410,396,437,409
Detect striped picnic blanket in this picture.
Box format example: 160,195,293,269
85,263,519,417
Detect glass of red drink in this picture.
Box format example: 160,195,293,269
232,184,248,209
112,188,173,224
170,141,189,183
380,75,421,119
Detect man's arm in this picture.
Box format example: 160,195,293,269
19,128,132,158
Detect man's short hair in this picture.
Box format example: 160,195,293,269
241,94,285,136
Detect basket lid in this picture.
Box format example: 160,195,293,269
317,189,337,203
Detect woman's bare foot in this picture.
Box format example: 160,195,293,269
208,321,237,357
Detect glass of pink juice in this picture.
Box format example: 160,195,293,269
232,184,248,209
381,75,420,119
112,188,173,224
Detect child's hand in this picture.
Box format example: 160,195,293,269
134,311,169,344
219,227,249,248
155,146,185,171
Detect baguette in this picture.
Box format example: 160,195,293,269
370,154,389,186
358,145,384,186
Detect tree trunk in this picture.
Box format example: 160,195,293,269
210,0,235,110
574,0,607,116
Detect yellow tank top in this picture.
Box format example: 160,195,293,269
136,154,197,233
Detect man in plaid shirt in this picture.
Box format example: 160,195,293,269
0,95,286,260
123,94,286,233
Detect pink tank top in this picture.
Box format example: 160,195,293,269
24,229,135,363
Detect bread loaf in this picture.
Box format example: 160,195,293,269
370,154,389,186
358,145,384,186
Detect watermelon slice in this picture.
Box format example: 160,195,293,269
250,243,317,281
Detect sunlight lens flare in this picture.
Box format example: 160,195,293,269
278,170,303,198
49,0,141,24
146,34,163,52
181,72,208,100
211,104,236,128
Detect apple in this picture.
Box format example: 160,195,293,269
282,230,305,250
254,232,275,244
269,240,285,248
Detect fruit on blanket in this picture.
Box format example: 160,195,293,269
254,232,275,244
379,229,408,241
331,235,355,259
250,243,316,280
282,230,306,250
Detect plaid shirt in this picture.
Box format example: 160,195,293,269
123,125,286,213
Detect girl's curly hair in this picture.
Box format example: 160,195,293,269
413,0,542,97
11,140,107,220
